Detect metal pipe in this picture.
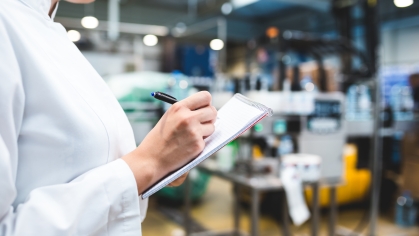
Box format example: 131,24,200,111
329,186,337,236
233,184,241,236
311,183,319,236
174,18,218,38
184,175,192,236
188,0,198,18
251,189,259,236
217,17,227,73
108,0,120,41
281,190,291,235
367,0,381,233
369,77,382,236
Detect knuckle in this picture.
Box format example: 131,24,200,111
186,126,196,137
171,103,183,112
195,139,205,152
190,133,202,148
179,114,192,127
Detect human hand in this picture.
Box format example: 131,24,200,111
123,91,217,194
167,172,189,187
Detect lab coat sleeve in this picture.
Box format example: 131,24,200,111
0,21,143,236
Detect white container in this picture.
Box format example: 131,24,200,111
281,154,322,182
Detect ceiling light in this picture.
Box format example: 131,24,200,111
81,16,99,29
179,80,188,89
221,2,233,15
394,0,414,7
173,22,187,36
305,82,315,92
266,27,279,38
210,39,224,50
176,22,187,33
232,0,259,8
67,30,81,42
143,34,158,46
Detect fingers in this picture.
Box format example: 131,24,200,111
180,91,212,110
200,123,215,137
168,172,189,187
193,105,217,123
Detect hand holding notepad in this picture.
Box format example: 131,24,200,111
142,93,272,199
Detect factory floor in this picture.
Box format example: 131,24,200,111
142,177,419,236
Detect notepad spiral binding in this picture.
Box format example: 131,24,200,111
234,93,273,117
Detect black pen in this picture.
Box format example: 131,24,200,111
151,91,178,104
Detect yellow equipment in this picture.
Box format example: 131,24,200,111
305,144,371,207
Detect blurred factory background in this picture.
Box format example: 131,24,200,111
56,0,419,235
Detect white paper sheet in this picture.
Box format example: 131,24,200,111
281,166,311,226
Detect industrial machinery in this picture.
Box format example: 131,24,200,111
244,91,346,182
299,92,346,182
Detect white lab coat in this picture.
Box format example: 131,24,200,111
0,0,148,235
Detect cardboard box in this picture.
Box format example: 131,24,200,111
401,160,419,199
402,130,419,164
285,61,338,92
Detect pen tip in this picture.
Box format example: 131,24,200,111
151,92,155,97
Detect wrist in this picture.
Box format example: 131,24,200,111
122,150,159,194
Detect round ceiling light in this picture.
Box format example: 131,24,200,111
210,39,224,51
179,80,188,89
175,22,187,34
81,16,99,29
143,34,158,46
394,0,414,7
266,27,279,38
305,82,315,92
221,2,233,15
67,30,81,42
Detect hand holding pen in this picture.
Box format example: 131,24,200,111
123,91,217,191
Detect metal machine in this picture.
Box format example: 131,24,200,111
299,92,346,182
245,91,346,181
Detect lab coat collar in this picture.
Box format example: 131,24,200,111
19,0,58,19
51,1,59,19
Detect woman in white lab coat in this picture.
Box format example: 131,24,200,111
0,0,217,235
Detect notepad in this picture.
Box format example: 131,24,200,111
141,93,273,199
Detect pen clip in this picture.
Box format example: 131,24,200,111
158,92,177,100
